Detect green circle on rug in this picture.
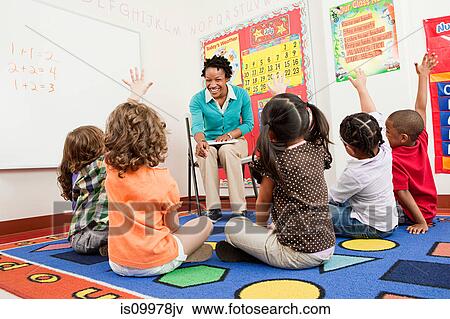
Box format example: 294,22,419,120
236,279,324,299
156,265,228,288
340,239,398,251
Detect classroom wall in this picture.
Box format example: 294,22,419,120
1,0,449,222
0,0,199,222
188,0,338,191
321,0,450,194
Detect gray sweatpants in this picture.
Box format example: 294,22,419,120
69,227,108,255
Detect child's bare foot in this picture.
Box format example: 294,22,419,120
184,244,213,263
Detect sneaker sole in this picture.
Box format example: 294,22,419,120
209,216,222,223
215,241,262,263
184,244,213,263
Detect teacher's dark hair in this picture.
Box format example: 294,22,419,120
201,55,233,79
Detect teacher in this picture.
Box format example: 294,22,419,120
189,55,254,223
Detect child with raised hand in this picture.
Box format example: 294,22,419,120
105,68,213,277
215,89,335,269
329,69,398,238
386,53,439,234
57,126,108,255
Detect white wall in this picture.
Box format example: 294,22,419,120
1,0,449,222
0,0,199,221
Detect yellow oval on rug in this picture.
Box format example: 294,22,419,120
340,239,398,251
236,279,323,299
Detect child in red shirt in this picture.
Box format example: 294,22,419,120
386,53,439,234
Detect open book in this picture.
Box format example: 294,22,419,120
207,139,238,146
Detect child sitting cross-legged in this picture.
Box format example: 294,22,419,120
329,69,398,238
105,68,213,277
386,53,439,234
57,125,109,256
215,87,336,269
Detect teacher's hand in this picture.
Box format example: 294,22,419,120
215,134,232,142
195,140,209,158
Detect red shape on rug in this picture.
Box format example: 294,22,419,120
0,254,140,299
33,242,72,252
431,242,450,258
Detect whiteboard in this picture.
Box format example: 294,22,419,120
0,0,141,169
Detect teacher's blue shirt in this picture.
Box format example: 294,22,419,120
189,84,254,141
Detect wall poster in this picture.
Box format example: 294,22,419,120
330,0,400,82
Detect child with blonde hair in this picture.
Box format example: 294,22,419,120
105,69,213,277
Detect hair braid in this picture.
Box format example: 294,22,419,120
340,113,384,158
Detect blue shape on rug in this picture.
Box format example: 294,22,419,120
380,260,450,290
321,255,378,273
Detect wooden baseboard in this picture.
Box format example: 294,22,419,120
1,195,448,239
0,212,72,238
437,194,450,210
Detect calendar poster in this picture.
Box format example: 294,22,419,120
330,0,400,82
424,16,450,174
200,2,315,187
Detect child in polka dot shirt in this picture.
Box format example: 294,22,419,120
216,92,336,269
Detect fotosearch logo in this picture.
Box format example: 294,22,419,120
436,21,450,34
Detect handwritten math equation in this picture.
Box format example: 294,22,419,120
8,42,58,94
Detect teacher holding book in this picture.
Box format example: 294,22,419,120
189,55,254,222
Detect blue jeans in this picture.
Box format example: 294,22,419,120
329,202,394,239
396,203,414,225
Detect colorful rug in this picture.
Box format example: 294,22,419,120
1,213,449,299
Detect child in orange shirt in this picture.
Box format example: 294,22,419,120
105,68,213,277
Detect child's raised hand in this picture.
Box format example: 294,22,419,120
268,74,289,96
122,67,154,102
415,53,438,77
348,68,367,91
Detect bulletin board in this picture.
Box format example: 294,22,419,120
200,1,315,187
424,16,450,174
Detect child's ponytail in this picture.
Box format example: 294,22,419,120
253,94,333,183
254,121,283,183
305,103,333,169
